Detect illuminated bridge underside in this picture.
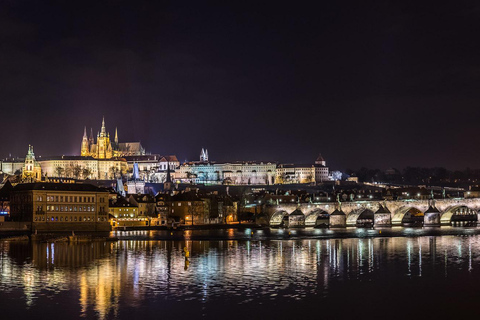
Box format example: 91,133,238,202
392,207,423,225
270,210,288,227
346,209,374,227
305,209,328,226
440,206,478,225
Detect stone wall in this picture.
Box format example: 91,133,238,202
32,222,111,232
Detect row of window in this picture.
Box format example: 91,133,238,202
34,216,107,222
35,206,107,213
46,205,96,212
44,195,96,203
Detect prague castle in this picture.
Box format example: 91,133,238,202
81,117,145,159
0,117,331,185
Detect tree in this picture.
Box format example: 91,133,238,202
186,171,195,184
73,166,82,179
54,166,64,177
82,168,92,179
331,171,342,181
277,172,286,184
110,166,119,179
187,201,205,225
65,166,73,178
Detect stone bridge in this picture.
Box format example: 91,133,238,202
262,198,480,227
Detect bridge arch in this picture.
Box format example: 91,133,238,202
392,207,423,226
440,206,478,226
346,208,374,227
270,210,288,227
305,208,328,226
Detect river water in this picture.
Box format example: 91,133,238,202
1,231,480,319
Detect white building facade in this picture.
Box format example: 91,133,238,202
176,161,277,185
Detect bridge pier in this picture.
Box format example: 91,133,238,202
424,206,441,227
374,205,392,227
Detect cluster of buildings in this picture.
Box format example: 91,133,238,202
0,117,331,185
2,117,479,233
0,179,240,230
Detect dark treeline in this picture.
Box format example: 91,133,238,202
347,167,480,186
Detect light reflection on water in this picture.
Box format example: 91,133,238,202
1,236,480,319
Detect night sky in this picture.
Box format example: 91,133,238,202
2,1,480,170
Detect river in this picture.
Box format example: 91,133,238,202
1,231,480,319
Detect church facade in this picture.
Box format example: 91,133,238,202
81,117,146,159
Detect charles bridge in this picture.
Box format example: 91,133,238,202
261,197,480,227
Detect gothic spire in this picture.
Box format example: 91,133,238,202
101,116,106,136
166,162,172,183
115,127,118,144
83,126,87,138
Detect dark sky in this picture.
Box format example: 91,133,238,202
2,1,480,170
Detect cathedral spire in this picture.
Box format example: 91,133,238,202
81,127,90,157
115,127,118,144
89,128,94,144
100,116,106,136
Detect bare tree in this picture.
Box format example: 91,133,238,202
187,201,205,225
65,166,73,178
110,166,119,179
82,168,92,179
73,166,82,179
54,166,64,177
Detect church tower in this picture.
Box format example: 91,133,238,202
89,128,94,145
81,126,89,156
164,162,174,192
96,117,113,159
200,148,208,162
22,145,42,182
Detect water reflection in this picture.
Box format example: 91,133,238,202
1,236,480,319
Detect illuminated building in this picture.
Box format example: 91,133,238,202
123,154,179,183
155,191,208,224
176,150,330,185
81,117,146,158
177,149,276,185
22,145,42,182
128,194,156,216
153,193,170,225
276,164,315,184
38,155,128,180
9,183,110,231
0,157,24,175
314,154,329,183
109,195,148,227
200,148,208,162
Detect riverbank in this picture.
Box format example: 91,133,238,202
112,226,480,241
3,225,480,242
112,223,262,231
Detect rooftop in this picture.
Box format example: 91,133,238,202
13,182,107,192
